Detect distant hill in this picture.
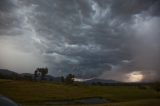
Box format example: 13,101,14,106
20,73,34,80
0,69,63,82
0,69,19,79
0,69,18,76
0,69,118,84
45,75,62,82
19,73,62,81
84,78,119,84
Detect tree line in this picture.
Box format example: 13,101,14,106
34,67,75,84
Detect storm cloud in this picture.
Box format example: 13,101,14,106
0,0,160,81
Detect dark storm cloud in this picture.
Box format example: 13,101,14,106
0,0,16,12
0,0,23,35
111,0,156,15
0,0,160,81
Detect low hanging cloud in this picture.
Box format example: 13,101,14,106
0,0,160,81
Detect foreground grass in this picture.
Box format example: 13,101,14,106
0,79,160,106
23,99,160,106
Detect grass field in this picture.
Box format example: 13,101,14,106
0,79,160,106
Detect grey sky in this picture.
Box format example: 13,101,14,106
0,0,160,82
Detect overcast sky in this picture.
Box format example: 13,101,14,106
0,0,160,82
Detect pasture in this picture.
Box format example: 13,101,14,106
0,79,159,106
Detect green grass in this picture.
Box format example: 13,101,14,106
0,79,160,106
23,99,160,106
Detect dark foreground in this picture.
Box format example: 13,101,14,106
0,79,160,106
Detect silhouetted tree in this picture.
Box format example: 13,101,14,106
61,76,65,82
65,74,75,84
34,70,39,80
152,82,160,92
39,68,48,80
35,67,48,80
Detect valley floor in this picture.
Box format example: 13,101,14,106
0,79,160,106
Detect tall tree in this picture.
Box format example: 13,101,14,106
65,74,75,84
35,67,48,80
34,70,38,80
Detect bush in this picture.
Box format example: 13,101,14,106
152,82,160,92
